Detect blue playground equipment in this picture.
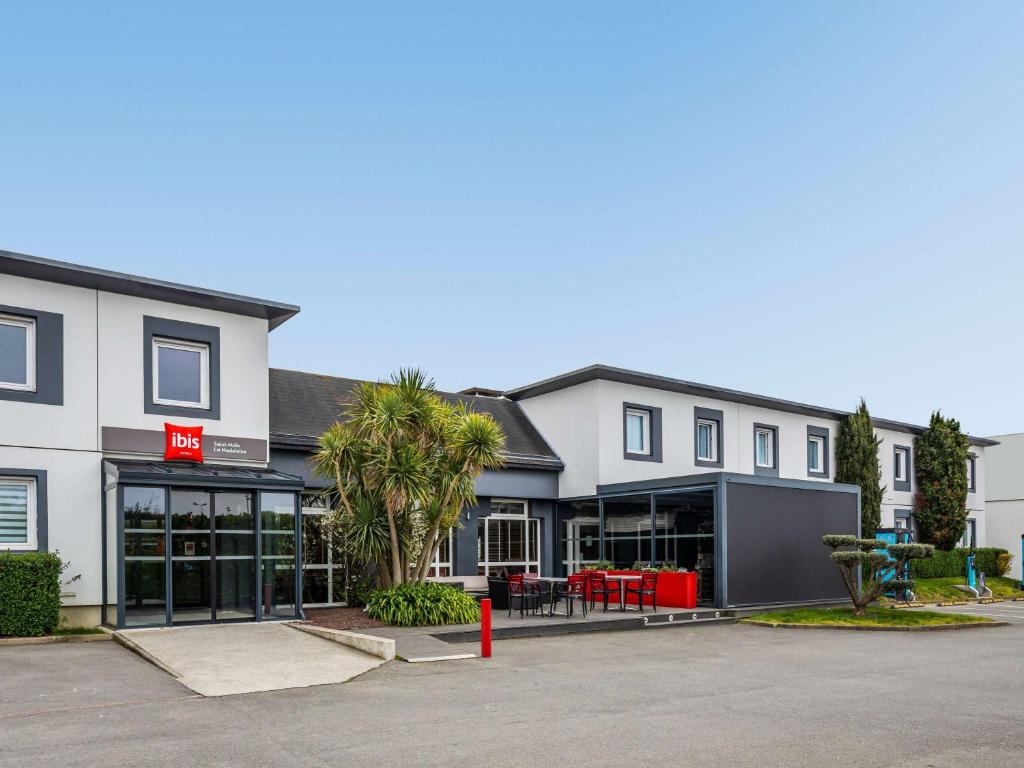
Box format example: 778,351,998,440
875,527,915,602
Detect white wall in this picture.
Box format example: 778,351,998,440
0,273,98,451
97,292,269,457
985,433,1024,577
0,446,103,607
517,381,599,498
520,378,988,546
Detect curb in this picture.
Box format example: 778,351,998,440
113,631,181,677
739,619,1009,632
288,622,396,661
0,628,113,647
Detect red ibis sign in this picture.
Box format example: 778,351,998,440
164,423,204,463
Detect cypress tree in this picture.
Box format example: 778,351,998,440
913,411,969,550
835,398,884,537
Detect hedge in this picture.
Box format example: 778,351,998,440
366,582,481,627
0,552,62,637
909,547,1011,579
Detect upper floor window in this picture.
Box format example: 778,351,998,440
623,403,662,462
966,455,976,493
755,427,774,468
696,420,716,461
0,313,35,392
625,407,651,455
806,426,829,477
0,476,37,551
153,337,210,409
893,445,912,491
144,316,220,419
808,435,825,473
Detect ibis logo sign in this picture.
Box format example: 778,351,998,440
164,423,204,462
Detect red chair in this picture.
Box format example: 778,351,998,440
625,572,658,613
588,572,622,612
552,574,588,617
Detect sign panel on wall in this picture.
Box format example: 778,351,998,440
164,423,204,462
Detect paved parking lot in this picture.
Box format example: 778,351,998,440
3,621,1024,768
925,599,1024,624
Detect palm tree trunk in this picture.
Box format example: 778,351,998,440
384,502,403,584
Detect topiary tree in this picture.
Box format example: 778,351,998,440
913,411,969,551
835,398,885,537
822,535,934,615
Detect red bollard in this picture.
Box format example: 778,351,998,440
480,598,492,658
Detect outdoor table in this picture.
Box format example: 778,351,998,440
534,577,569,616
603,574,642,611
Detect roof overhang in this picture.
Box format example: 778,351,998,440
0,249,300,330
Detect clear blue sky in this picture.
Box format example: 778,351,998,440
2,3,1022,435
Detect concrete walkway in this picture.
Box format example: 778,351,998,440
116,622,385,696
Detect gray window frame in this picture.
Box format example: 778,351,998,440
694,406,724,469
0,304,63,406
0,468,47,552
967,454,977,494
806,425,830,478
894,508,912,533
752,423,779,478
143,316,221,420
893,445,912,492
622,402,662,462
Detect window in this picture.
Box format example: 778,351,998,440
697,420,716,461
755,428,774,468
302,492,345,606
0,314,35,392
0,477,36,550
808,436,824,473
477,500,540,575
694,407,723,468
966,456,976,493
152,337,210,409
625,408,650,455
429,530,454,577
961,518,977,548
894,446,911,491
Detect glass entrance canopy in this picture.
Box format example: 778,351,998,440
103,460,304,629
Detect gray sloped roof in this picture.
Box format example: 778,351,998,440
269,368,563,470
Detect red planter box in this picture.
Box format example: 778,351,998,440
579,569,697,609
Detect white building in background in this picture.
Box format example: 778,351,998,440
984,433,1024,581
508,365,993,537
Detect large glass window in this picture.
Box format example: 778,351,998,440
302,492,346,606
261,492,298,618
0,314,35,392
654,489,715,602
153,337,209,408
214,492,255,621
477,500,539,575
603,495,652,570
559,500,600,575
123,486,167,626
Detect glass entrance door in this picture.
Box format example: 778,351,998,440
171,490,213,623
169,489,256,623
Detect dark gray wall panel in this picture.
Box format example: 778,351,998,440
474,468,558,499
724,481,857,606
269,448,330,488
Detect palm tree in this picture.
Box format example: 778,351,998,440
313,369,505,585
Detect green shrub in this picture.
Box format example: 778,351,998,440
910,547,1011,579
0,552,62,637
366,582,481,627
